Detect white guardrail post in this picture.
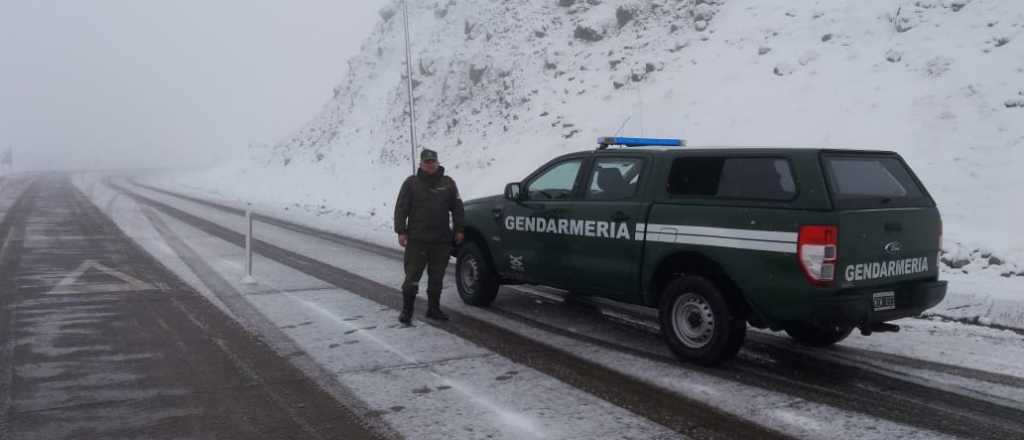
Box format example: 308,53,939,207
243,204,256,284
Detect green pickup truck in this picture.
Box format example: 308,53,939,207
454,137,947,365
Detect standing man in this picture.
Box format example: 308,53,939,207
394,148,465,324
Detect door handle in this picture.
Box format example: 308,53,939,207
612,211,630,222
884,222,902,232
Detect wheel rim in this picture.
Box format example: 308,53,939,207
460,255,479,295
671,292,715,349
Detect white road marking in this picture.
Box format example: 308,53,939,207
46,259,159,295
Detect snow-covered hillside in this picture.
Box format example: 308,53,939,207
170,0,1024,275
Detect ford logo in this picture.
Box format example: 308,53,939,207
884,241,903,256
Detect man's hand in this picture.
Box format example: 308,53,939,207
399,234,409,248
455,232,465,245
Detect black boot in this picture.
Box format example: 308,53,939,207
425,307,449,321
398,309,413,325
399,289,416,325
425,291,449,321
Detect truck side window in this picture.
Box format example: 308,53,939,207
526,159,582,200
586,158,644,200
668,157,796,200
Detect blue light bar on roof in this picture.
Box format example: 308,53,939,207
597,137,683,148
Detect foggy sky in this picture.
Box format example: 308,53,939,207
0,0,389,171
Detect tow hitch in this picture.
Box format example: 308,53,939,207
859,322,901,336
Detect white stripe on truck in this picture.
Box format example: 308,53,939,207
644,224,798,254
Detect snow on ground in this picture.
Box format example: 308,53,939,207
143,171,401,251
925,271,1024,329
843,316,1024,379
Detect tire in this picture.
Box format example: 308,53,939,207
659,276,746,366
785,324,854,347
455,242,499,306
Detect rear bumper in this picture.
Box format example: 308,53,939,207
808,280,947,327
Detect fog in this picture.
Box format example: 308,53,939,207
0,0,390,172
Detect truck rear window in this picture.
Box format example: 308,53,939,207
667,157,796,201
823,155,932,209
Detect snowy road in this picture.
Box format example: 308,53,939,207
4,172,1018,439
0,175,385,439
117,177,1024,439
107,174,1024,439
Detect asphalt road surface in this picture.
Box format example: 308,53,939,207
0,176,386,440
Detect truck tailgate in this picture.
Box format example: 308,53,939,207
821,152,942,289
836,208,941,289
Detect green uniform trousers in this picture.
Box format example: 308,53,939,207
401,240,451,310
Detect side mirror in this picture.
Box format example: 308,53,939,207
504,182,523,201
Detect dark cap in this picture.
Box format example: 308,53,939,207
420,148,439,162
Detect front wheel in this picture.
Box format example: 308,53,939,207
785,324,853,347
659,276,746,366
455,242,499,306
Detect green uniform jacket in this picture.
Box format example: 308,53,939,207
394,167,465,244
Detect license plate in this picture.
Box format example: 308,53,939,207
873,291,896,311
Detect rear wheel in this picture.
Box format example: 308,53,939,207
659,275,746,366
785,324,854,347
455,242,499,306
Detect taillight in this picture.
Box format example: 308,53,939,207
798,225,838,286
